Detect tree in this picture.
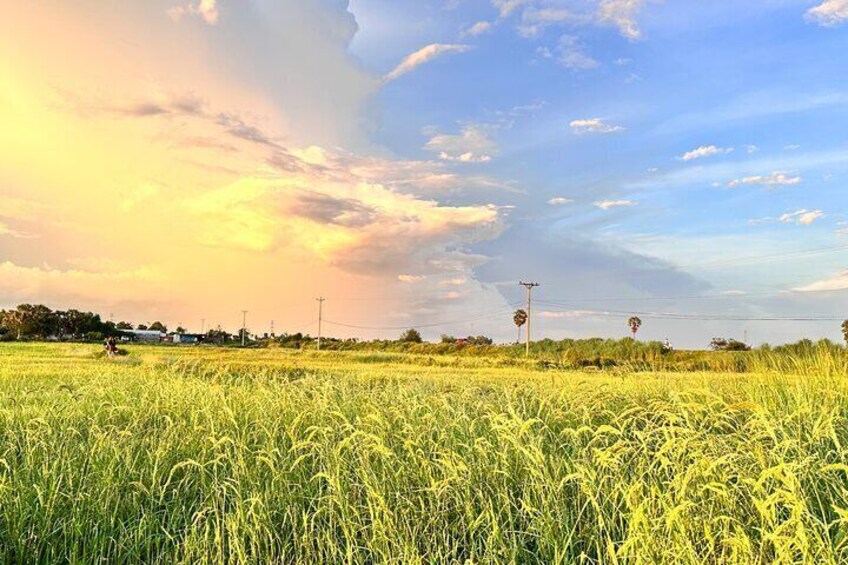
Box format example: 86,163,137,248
399,328,423,343
136,324,149,330
148,321,168,333
57,309,104,339
440,334,457,344
116,321,133,330
175,326,187,334
843,320,848,346
513,309,528,344
627,316,642,338
4,304,57,339
710,337,750,351
466,335,493,346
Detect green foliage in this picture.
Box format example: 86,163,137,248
0,304,118,340
710,337,751,351
463,335,493,346
3,304,57,339
842,320,848,345
627,315,642,337
513,309,527,328
398,328,423,343
148,321,168,333
3,343,848,563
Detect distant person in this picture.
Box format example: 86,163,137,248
106,336,117,357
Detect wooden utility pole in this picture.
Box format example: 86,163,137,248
316,297,326,350
519,281,540,356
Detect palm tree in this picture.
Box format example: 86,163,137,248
513,309,528,344
628,316,642,339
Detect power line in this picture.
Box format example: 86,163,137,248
323,304,521,331
534,287,848,304
534,303,844,322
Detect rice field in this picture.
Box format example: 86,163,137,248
2,343,848,564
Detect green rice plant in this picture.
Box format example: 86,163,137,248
1,343,848,563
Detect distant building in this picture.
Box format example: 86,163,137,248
120,330,164,343
173,333,204,344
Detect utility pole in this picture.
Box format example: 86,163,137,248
316,297,325,350
201,319,206,334
270,320,275,338
519,281,540,357
241,310,248,346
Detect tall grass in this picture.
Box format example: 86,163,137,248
1,343,848,563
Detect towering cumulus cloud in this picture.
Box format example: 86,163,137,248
0,1,508,333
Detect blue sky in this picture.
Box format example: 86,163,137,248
342,0,848,345
2,0,847,346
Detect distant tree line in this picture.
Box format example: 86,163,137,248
0,304,172,342
3,303,847,350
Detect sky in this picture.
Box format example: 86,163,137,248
1,0,847,348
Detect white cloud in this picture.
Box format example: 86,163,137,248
493,0,535,19
424,124,497,163
548,197,574,206
779,209,824,225
0,222,33,239
806,0,848,27
398,274,425,283
570,118,624,134
794,269,848,292
727,171,802,187
746,145,759,154
518,7,578,37
721,290,748,296
556,35,599,70
595,199,636,210
0,261,166,303
385,44,471,82
492,0,653,41
784,144,801,151
597,0,651,40
438,152,492,163
462,21,493,37
679,145,734,161
439,276,468,287
168,0,219,25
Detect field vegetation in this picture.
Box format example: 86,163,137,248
2,343,848,563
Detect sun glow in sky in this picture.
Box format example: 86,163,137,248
2,0,848,346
